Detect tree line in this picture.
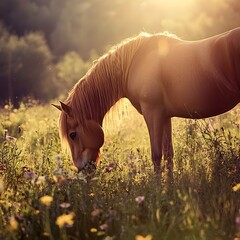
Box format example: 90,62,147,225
0,0,240,106
0,23,93,106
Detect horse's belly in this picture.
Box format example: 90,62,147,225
174,100,239,119
167,81,239,118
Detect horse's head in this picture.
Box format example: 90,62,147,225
53,102,104,172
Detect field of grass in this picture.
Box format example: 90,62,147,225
0,101,239,240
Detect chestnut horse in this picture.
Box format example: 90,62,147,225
53,28,240,177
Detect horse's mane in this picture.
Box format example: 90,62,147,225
59,31,178,141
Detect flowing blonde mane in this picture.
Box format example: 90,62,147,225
59,32,178,141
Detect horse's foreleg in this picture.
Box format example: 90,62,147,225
163,118,174,179
143,110,165,174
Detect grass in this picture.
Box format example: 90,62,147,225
0,101,239,240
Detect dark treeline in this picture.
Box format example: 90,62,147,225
0,0,240,106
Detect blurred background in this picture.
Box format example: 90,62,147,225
0,0,240,106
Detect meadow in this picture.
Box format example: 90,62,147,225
0,100,239,240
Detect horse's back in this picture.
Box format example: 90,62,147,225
126,30,240,118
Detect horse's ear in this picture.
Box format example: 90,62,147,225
59,101,73,118
51,103,62,111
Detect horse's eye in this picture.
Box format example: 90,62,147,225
69,132,77,140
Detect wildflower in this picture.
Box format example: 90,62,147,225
135,234,152,240
24,171,36,180
60,202,71,209
70,165,78,173
6,135,16,142
39,195,53,207
90,228,98,233
56,212,75,228
0,178,4,193
52,175,58,183
105,167,114,173
4,127,15,142
156,208,160,222
43,232,50,236
91,208,101,217
233,183,240,192
34,210,40,215
135,196,145,204
100,223,108,231
53,175,66,185
36,176,46,185
0,164,6,171
130,161,135,168
8,216,18,231
236,216,240,225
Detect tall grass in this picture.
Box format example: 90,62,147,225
0,102,239,240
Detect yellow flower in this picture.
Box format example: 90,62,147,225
56,212,75,228
52,175,58,183
8,216,18,231
34,210,40,215
156,208,160,222
0,178,4,193
70,165,78,173
233,183,240,192
90,228,98,233
39,195,53,207
135,234,152,240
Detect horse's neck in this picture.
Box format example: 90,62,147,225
81,57,124,125
73,36,150,125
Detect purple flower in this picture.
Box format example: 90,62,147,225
6,135,16,141
99,223,108,231
24,171,36,180
236,216,240,225
129,161,135,168
135,196,145,204
105,167,114,173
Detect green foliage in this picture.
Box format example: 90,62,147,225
1,0,240,57
55,52,93,96
0,23,96,105
0,29,55,104
0,103,239,239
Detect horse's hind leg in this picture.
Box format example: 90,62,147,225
163,118,174,180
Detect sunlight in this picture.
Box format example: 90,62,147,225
141,0,196,13
158,37,169,57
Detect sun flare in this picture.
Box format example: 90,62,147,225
141,0,196,14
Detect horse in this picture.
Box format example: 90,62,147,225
53,28,240,178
